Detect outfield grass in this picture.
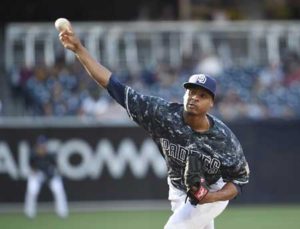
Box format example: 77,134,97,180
0,205,299,229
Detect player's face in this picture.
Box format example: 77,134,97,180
183,87,214,115
36,143,47,155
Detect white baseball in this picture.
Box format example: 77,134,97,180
54,18,71,32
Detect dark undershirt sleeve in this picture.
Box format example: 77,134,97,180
106,75,126,108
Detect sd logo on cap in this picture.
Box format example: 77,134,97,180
183,74,217,98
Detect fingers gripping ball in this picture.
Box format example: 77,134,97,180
184,153,209,205
55,18,71,32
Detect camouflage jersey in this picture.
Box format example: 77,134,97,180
107,76,250,192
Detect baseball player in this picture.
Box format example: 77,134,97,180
58,26,250,228
24,135,69,218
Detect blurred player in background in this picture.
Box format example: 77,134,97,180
24,135,69,218
58,24,249,228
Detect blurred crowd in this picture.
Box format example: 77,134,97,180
2,1,300,122
7,49,300,121
2,0,300,25
136,0,300,22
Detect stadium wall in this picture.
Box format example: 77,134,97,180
0,119,299,204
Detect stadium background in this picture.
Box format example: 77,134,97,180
1,0,300,228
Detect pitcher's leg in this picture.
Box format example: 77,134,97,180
164,201,228,229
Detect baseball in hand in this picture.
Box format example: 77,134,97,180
54,18,71,32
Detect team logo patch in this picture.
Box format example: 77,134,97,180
196,74,207,84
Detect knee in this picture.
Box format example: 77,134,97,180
50,180,65,194
51,183,63,194
27,184,40,196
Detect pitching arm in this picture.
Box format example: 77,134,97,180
59,28,112,88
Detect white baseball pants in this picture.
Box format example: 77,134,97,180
24,171,69,218
164,178,229,229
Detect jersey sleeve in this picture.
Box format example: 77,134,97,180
106,74,168,132
49,154,57,167
125,87,169,132
221,135,250,186
29,154,37,169
222,158,250,186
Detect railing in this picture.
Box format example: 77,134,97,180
5,20,300,72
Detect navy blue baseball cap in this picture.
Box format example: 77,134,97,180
36,135,47,144
183,74,217,98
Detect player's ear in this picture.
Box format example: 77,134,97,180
210,98,214,108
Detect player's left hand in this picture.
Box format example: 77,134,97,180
186,177,209,205
184,153,210,205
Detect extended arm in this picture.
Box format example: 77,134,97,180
59,29,111,88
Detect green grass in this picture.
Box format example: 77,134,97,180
216,205,300,229
1,205,300,229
